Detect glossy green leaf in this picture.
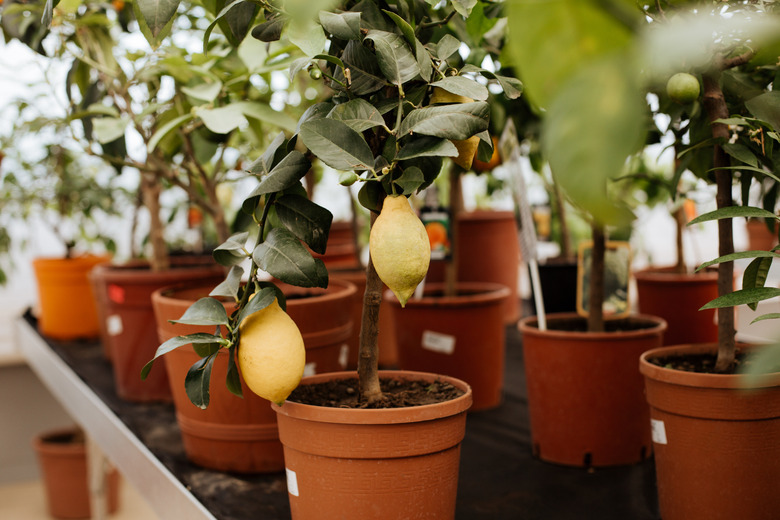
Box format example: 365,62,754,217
287,18,327,57
364,30,419,86
398,102,489,140
136,0,180,39
700,287,780,310
247,151,311,197
171,297,230,326
93,117,128,144
141,333,225,379
295,102,335,136
181,81,222,102
335,40,386,95
225,345,242,397
723,142,759,168
697,250,780,271
319,10,361,40
397,137,457,160
253,228,329,288
247,132,287,177
185,354,215,409
395,166,425,195
210,265,244,299
382,9,432,82
436,34,461,61
192,341,222,358
328,99,386,132
275,194,333,254
689,206,779,226
358,180,384,213
750,314,780,324
251,18,284,43
300,118,374,171
213,231,250,266
236,286,276,326
743,256,774,311
430,76,489,101
218,0,257,47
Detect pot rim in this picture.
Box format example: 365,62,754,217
271,370,473,425
519,312,667,340
639,343,780,389
383,282,510,308
633,265,718,283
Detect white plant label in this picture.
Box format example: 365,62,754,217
303,362,317,377
651,419,667,445
285,468,299,497
338,343,349,369
421,330,456,355
107,315,123,336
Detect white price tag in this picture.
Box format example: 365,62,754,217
651,419,667,445
303,362,317,377
285,468,299,497
107,315,123,336
421,330,456,355
338,344,349,369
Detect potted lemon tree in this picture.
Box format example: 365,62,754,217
141,0,519,516
511,0,780,516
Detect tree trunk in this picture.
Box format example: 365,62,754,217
357,210,383,404
673,205,686,274
445,165,463,297
587,222,605,333
702,72,736,372
141,172,169,272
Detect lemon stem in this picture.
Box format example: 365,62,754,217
357,207,384,404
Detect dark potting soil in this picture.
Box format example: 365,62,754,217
540,315,660,333
648,349,780,375
287,377,465,409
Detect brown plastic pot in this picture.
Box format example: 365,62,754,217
634,266,718,346
33,428,120,519
427,210,521,324
519,313,666,467
386,282,510,411
32,254,111,341
640,343,780,520
272,370,473,520
746,218,778,251
310,220,362,270
89,259,225,402
152,279,356,473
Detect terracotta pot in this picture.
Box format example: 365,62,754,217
519,313,666,467
427,210,521,324
310,220,362,270
386,282,510,411
32,254,111,341
640,344,780,520
634,266,718,346
746,218,778,251
90,260,225,402
272,370,473,520
33,428,120,519
152,279,356,472
530,257,579,315
330,267,398,369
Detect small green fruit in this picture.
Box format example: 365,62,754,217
338,171,358,186
667,73,700,104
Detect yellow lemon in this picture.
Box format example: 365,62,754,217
369,195,431,307
238,298,305,405
451,135,480,170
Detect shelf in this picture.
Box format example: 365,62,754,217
16,317,216,520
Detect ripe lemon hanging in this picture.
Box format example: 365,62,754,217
370,195,431,307
238,298,305,405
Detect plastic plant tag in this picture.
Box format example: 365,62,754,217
107,315,123,336
651,418,668,445
303,362,317,377
338,344,349,369
421,330,456,355
286,468,299,497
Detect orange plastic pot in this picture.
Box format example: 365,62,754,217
32,254,111,341
272,370,472,520
33,428,120,519
640,344,780,520
634,266,718,346
519,313,666,467
386,282,510,411
152,279,356,473
90,260,225,402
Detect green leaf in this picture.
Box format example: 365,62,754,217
136,0,181,39
209,265,244,299
275,194,333,254
395,166,425,195
236,286,276,327
451,0,477,17
192,342,222,358
141,333,224,379
147,113,194,153
723,142,759,168
218,0,257,47
697,250,780,271
197,104,245,134
700,287,780,310
397,136,457,160
336,40,386,95
364,31,420,86
358,180,384,213
436,34,461,61
171,297,229,326
247,132,287,177
689,206,779,226
287,18,327,57
382,9,432,82
181,81,223,102
185,354,215,409
225,345,242,397
398,102,489,140
248,151,311,197
239,102,297,132
750,314,780,324
295,102,335,136
213,231,250,266
319,10,361,40
300,118,375,171
93,117,128,144
430,76,489,101
743,256,774,311
506,0,633,108
253,228,329,288
328,99,385,132
251,18,284,43
485,72,523,100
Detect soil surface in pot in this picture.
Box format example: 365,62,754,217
537,316,658,333
288,377,464,409
648,349,780,374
